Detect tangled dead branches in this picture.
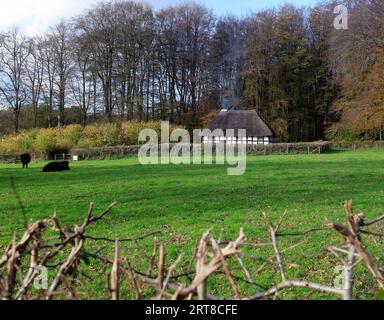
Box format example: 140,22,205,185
0,200,383,300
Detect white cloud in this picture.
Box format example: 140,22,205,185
0,0,99,35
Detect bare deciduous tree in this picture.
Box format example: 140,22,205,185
26,37,44,127
51,21,74,126
0,28,30,132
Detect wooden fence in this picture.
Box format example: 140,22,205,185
0,142,334,163
53,153,72,161
70,141,331,161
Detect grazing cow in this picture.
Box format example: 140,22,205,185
20,154,31,168
42,161,70,172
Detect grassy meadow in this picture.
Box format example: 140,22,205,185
1,148,384,299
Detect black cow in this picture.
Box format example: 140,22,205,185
20,154,31,168
42,161,70,172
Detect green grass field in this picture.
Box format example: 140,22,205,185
1,148,384,299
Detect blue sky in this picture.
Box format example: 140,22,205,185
0,0,320,35
155,0,319,16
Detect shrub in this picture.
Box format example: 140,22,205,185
33,129,58,156
121,122,149,145
120,121,183,145
326,126,359,141
101,123,121,146
15,131,36,154
78,124,104,148
0,136,18,154
0,130,38,155
0,121,186,158
54,125,85,153
62,125,84,146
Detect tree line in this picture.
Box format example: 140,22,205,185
0,0,383,142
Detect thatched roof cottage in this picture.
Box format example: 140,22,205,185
203,110,275,145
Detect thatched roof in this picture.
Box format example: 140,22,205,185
206,110,275,137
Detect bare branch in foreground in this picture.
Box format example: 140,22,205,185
1,200,384,300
